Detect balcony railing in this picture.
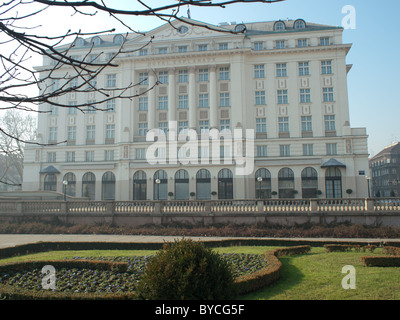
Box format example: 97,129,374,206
1,198,400,215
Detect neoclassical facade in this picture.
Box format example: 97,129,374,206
23,18,369,200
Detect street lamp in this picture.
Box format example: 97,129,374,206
365,176,371,198
155,178,161,200
257,177,263,199
62,180,68,201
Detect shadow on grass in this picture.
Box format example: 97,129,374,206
240,256,304,300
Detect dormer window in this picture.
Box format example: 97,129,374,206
75,38,85,47
274,21,286,31
294,19,306,29
177,26,189,34
91,37,102,46
114,34,124,44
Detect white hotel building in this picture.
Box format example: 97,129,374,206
23,18,369,201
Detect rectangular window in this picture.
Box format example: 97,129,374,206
276,63,287,77
256,118,267,133
321,60,332,74
219,67,229,80
106,74,116,87
66,151,75,162
220,119,231,132
301,116,312,132
255,91,266,105
278,117,289,133
254,41,263,51
199,94,209,108
86,101,96,113
277,90,288,104
139,49,148,56
178,121,188,134
276,40,285,49
50,106,58,115
198,68,209,82
138,123,148,136
298,39,308,48
298,62,310,76
158,122,168,134
158,47,168,54
105,124,115,139
67,126,76,141
139,72,148,85
303,144,314,156
300,89,311,103
47,152,56,163
49,127,57,141
138,96,148,111
178,69,188,83
219,93,230,107
105,150,114,161
199,120,209,133
219,43,228,50
85,151,94,162
178,95,188,109
257,145,268,157
324,115,336,131
178,46,188,53
158,71,168,84
158,96,168,110
280,145,290,157
198,44,208,51
136,148,146,160
106,99,115,112
68,102,77,114
254,65,265,79
326,143,337,155
323,87,334,102
320,37,330,46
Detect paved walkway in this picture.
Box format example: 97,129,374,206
0,234,399,249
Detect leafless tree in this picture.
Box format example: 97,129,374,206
0,0,284,185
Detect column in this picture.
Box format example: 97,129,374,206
209,65,218,129
168,68,176,122
188,67,197,129
148,72,156,129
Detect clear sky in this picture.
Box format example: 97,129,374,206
11,0,400,157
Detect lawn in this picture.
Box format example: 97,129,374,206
0,246,399,300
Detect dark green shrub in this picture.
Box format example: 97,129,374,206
136,238,236,300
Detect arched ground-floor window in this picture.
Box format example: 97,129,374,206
325,167,342,198
102,171,115,200
82,172,95,200
44,174,57,191
196,169,211,200
175,169,189,200
255,168,271,199
63,172,76,197
301,167,318,198
218,168,233,199
278,168,295,198
154,170,167,200
133,171,147,200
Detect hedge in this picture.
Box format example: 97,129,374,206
360,256,400,267
383,246,400,256
234,245,311,295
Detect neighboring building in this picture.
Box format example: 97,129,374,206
369,142,400,197
22,18,369,200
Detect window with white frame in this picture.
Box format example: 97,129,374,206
276,40,285,49
280,145,290,157
254,65,265,79
138,96,148,111
47,152,56,163
256,118,267,133
255,91,266,105
301,116,312,132
158,71,168,84
105,150,114,161
158,47,168,54
198,68,209,82
136,148,146,160
105,124,115,139
199,120,209,133
278,117,289,133
300,89,311,103
219,67,229,80
277,90,288,104
298,62,310,76
67,126,76,141
106,99,115,112
219,43,228,50
49,127,57,141
220,119,231,132
85,151,94,162
303,144,314,156
178,69,188,83
199,94,209,108
320,37,330,46
139,49,148,56
326,143,337,155
106,74,116,87
276,63,287,77
178,45,188,53
219,93,230,107
158,122,168,134
198,44,208,51
138,123,148,136
321,60,332,74
66,151,75,162
324,115,336,131
254,41,263,51
158,96,168,110
138,72,148,85
297,39,308,48
178,95,188,109
323,87,334,102
178,121,188,134
68,101,77,114
257,145,268,157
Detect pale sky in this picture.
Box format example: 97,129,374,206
6,0,400,157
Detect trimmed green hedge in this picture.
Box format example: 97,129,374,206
360,256,400,267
